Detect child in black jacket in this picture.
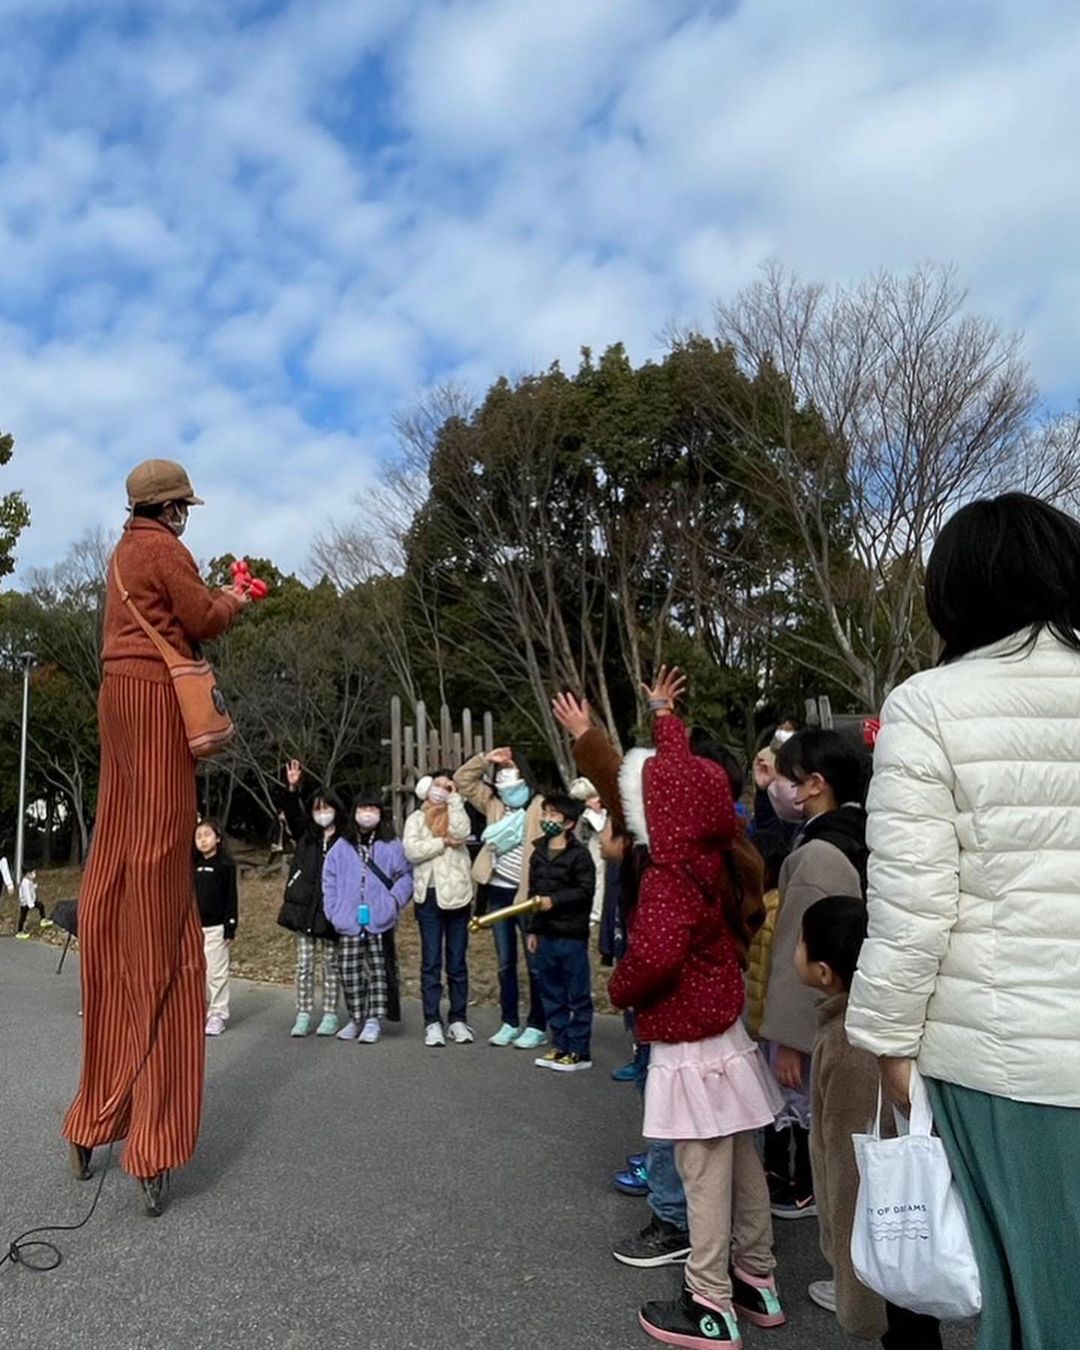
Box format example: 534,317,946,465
526,795,596,1073
277,760,348,1039
194,820,238,1037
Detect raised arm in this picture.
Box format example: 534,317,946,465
454,751,497,812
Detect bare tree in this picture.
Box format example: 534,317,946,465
708,262,1080,707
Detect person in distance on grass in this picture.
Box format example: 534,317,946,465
526,794,596,1073
14,868,52,939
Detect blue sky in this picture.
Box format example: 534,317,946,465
2,0,1078,576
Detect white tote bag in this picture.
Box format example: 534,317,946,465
850,1067,982,1320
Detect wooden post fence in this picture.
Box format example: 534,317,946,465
385,696,496,833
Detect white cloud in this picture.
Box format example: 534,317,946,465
1,0,1079,581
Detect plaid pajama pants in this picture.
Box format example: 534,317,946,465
295,935,341,1015
337,933,388,1023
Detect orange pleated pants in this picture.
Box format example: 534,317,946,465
63,674,206,1179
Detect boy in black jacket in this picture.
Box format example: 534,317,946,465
526,795,596,1073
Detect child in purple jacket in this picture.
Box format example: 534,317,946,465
322,794,413,1045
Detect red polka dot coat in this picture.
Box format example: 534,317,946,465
607,714,747,1044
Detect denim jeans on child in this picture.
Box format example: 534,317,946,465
532,935,592,1057
484,893,546,1031
415,891,470,1025
647,1140,689,1229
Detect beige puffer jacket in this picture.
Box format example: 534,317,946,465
847,629,1080,1106
403,797,474,910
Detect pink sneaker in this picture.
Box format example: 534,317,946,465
205,1015,226,1037
731,1266,786,1328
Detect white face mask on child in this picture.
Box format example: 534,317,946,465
355,810,381,832
313,809,335,829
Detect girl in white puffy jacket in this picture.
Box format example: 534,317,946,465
403,771,475,1047
847,493,1080,1350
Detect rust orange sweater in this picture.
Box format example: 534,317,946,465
103,517,241,681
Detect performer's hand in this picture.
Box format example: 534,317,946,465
526,935,539,954
552,691,593,740
539,897,554,912
487,746,514,766
286,759,303,791
224,584,252,605
640,665,686,716
774,1044,804,1091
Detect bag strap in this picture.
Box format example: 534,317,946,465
112,557,183,670
907,1065,934,1137
362,853,399,893
871,1063,933,1141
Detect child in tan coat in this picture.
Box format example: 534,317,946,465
797,897,942,1349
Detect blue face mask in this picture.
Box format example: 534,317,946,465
498,782,531,809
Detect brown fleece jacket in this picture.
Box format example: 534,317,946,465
103,517,242,679
811,993,887,1340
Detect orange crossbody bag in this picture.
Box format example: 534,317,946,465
113,559,236,759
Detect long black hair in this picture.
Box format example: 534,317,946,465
926,493,1080,663
307,785,347,839
344,792,397,844
776,730,868,807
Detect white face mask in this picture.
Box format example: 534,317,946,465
313,809,335,829
584,807,607,833
167,504,189,538
427,786,451,806
356,810,381,831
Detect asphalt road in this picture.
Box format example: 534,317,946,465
0,939,977,1349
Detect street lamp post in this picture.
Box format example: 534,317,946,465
14,651,34,885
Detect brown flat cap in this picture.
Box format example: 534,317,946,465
125,459,205,508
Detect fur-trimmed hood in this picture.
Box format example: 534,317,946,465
618,747,656,848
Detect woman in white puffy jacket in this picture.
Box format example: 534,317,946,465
846,494,1080,1350
403,771,475,1048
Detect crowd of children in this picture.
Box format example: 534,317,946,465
4,686,941,1345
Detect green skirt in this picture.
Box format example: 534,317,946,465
927,1078,1080,1350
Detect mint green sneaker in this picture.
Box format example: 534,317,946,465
513,1027,548,1052
315,1013,340,1037
488,1022,524,1047
290,1013,311,1038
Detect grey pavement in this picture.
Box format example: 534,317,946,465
0,939,976,1350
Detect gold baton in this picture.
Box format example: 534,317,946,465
470,896,544,933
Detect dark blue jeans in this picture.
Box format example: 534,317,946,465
647,1141,688,1229
482,885,546,1031
415,893,470,1025
532,936,593,1057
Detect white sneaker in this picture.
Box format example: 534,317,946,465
448,1021,475,1044
808,1280,837,1314
425,1022,447,1047
358,1018,382,1044
336,1020,359,1041
205,1015,226,1037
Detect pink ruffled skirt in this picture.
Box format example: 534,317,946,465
643,1021,784,1140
